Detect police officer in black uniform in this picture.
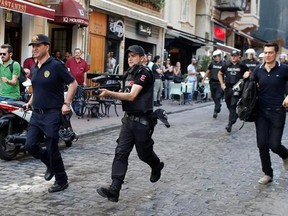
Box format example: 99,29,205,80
218,50,250,132
242,48,259,72
202,50,225,118
96,45,164,202
24,34,78,193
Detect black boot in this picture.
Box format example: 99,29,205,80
154,101,160,107
97,186,120,202
150,162,164,183
157,100,162,106
225,124,232,133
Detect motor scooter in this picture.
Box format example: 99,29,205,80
0,79,78,161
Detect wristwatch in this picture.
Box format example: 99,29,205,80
63,102,71,107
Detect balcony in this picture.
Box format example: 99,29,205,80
233,13,259,33
127,0,165,12
215,0,248,12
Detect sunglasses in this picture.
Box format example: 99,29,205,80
0,53,7,56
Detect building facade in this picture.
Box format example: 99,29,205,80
0,0,88,65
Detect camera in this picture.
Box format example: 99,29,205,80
232,79,244,97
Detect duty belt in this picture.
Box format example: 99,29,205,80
124,113,150,126
33,108,60,114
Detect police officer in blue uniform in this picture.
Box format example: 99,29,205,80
24,34,78,193
218,50,250,132
202,50,225,118
97,45,164,202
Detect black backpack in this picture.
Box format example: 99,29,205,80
237,76,258,122
9,60,27,93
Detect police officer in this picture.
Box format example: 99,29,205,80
218,50,250,132
242,48,259,72
202,50,225,118
96,45,164,202
254,43,288,185
24,34,78,193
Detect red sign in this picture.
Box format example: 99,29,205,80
214,25,226,41
0,0,55,20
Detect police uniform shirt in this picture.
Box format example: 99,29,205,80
253,62,288,109
31,57,75,109
242,59,259,72
208,60,225,82
122,65,153,113
220,61,249,85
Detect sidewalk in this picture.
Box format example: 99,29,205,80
71,99,214,137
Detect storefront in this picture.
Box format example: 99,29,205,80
89,0,167,75
0,0,88,65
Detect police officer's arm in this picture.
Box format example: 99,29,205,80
202,69,210,84
63,79,78,112
99,84,142,102
218,70,225,90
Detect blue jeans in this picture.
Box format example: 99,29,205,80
255,107,288,178
187,81,196,102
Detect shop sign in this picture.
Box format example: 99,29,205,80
0,0,26,13
137,22,152,37
214,24,226,42
107,16,124,40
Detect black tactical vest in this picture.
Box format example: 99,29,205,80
122,65,154,113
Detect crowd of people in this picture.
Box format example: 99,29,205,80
1,36,288,203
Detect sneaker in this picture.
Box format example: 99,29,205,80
97,186,119,202
213,112,217,118
283,157,288,170
150,162,164,183
225,124,232,133
258,175,273,185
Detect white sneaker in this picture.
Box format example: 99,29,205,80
258,175,272,185
283,157,288,170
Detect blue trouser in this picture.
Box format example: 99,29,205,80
24,111,67,183
111,116,160,190
210,82,223,113
224,87,240,125
255,107,288,178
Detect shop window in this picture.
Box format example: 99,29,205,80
105,40,119,74
51,28,72,59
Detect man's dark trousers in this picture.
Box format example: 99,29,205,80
111,116,160,190
255,108,288,178
24,111,67,183
210,81,223,113
224,87,240,125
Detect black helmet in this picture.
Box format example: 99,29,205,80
58,128,78,142
59,111,78,142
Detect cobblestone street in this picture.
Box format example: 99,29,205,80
1,104,288,216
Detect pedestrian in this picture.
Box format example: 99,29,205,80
147,53,153,70
152,55,164,106
96,45,164,202
63,50,72,63
186,58,198,103
253,42,288,185
218,50,250,132
65,48,89,87
202,50,225,118
163,58,174,99
23,52,36,78
106,51,116,73
0,44,21,101
23,34,78,193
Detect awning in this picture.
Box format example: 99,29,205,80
166,29,207,46
0,0,55,20
216,42,240,53
90,0,167,29
54,0,88,27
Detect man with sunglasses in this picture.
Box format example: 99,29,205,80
0,44,21,101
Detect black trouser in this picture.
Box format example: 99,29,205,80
24,111,68,183
224,87,240,125
255,108,288,178
209,82,223,113
111,115,160,190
